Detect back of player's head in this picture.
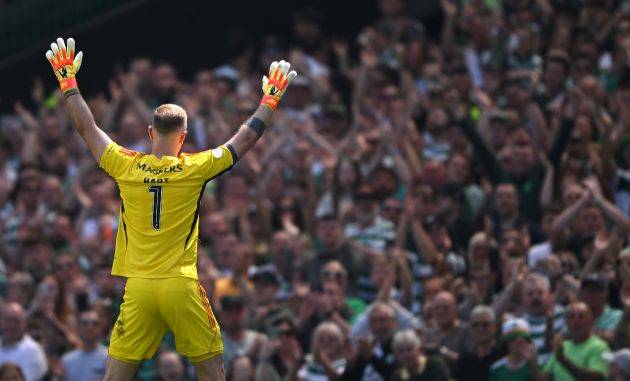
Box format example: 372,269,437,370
152,104,187,135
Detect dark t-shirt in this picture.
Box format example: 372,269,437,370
390,356,451,381
455,345,505,381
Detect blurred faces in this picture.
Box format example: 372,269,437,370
200,212,229,241
381,198,403,225
368,303,396,342
221,304,247,333
215,234,239,271
313,323,344,360
78,310,101,347
19,178,42,211
230,355,254,381
576,207,604,238
500,229,525,258
320,261,347,288
579,284,607,319
446,154,470,185
6,273,34,309
544,61,568,94
316,218,342,248
157,352,185,381
394,341,421,370
153,64,178,99
521,275,550,316
432,292,457,329
495,183,519,217
1,303,26,345
566,302,594,342
470,310,497,345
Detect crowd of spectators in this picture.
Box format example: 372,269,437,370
1,0,630,380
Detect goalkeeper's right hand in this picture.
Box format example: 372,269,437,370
260,60,297,111
45,37,83,97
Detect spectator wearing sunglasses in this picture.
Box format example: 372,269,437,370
60,310,107,381
318,261,366,323
456,305,503,381
255,316,303,381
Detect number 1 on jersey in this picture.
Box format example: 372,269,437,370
148,186,162,230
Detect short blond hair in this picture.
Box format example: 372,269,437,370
152,104,187,134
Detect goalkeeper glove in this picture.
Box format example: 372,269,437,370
45,37,83,97
261,60,297,111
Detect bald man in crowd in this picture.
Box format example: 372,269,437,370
0,303,48,381
543,302,610,381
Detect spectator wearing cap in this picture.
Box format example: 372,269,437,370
220,296,268,367
390,329,450,381
249,265,283,331
489,317,541,381
604,349,630,381
0,303,47,381
580,273,622,343
543,302,610,381
456,305,503,381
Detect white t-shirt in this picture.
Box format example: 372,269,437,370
0,335,48,381
528,241,552,268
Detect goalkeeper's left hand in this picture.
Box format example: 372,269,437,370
260,60,297,111
45,37,83,96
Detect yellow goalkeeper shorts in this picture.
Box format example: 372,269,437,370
108,277,222,362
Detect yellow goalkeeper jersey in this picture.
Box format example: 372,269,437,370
99,142,236,279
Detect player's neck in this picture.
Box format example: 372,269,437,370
151,143,179,158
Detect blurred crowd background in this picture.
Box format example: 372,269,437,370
1,0,630,380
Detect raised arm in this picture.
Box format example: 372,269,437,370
226,60,297,158
45,37,112,161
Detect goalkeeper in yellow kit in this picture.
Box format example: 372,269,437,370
45,37,296,380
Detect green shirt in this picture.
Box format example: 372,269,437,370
596,306,622,331
489,358,532,381
544,336,610,381
345,297,366,324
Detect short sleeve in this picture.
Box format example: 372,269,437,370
199,144,237,180
99,142,139,180
585,342,611,375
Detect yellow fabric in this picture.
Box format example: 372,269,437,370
213,277,252,301
109,277,223,361
99,142,235,279
188,350,223,363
